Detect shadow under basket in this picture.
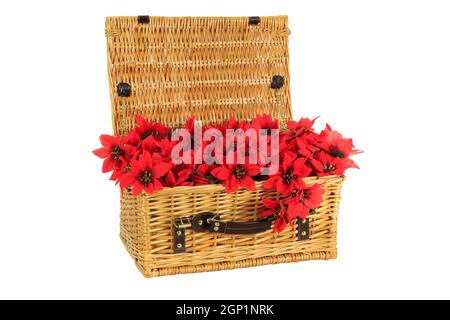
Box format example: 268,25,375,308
105,15,346,277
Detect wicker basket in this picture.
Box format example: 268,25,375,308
105,16,344,277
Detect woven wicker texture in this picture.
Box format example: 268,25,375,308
105,16,343,277
120,176,343,278
106,16,292,134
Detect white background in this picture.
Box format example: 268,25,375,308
0,0,449,299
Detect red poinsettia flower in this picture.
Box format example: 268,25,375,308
120,152,172,196
286,117,318,139
263,151,311,196
134,116,170,141
259,198,285,218
109,161,131,184
94,114,361,236
93,135,134,173
320,124,362,158
300,183,324,208
259,198,289,233
142,136,175,161
320,124,362,169
284,197,307,221
281,117,325,153
280,134,320,159
310,151,347,176
211,163,260,193
286,184,324,220
259,198,307,233
273,215,289,233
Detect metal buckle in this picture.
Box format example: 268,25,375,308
206,215,221,224
174,217,191,229
206,215,224,232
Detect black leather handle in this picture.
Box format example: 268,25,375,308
189,212,275,235
208,217,275,234
172,212,309,253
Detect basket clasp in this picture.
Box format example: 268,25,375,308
173,217,192,229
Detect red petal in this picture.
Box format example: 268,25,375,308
119,174,135,189
153,123,170,136
244,164,261,176
211,166,230,180
135,115,147,127
293,159,311,178
225,176,238,193
125,131,141,146
196,164,210,176
152,162,171,178
287,121,299,132
152,179,163,191
309,158,324,172
142,136,157,151
298,206,310,220
341,158,360,169
263,176,278,190
282,151,297,169
292,158,306,172
262,198,278,209
93,147,110,159
276,178,290,196
317,151,334,164
164,171,176,187
102,158,116,173
138,152,153,171
287,202,301,221
274,217,287,233
239,176,256,191
292,179,306,191
259,210,274,217
100,135,117,147
109,168,122,182
142,183,154,194
132,183,144,197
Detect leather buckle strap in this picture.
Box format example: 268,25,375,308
206,216,275,235
173,217,191,229
172,211,310,253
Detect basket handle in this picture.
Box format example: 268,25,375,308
199,212,275,235
172,212,310,253
173,212,274,235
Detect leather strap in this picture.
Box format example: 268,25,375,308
175,212,275,235
207,216,275,234
172,212,309,253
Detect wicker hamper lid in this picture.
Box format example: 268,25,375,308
105,16,292,135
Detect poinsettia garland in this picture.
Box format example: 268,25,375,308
94,115,361,233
